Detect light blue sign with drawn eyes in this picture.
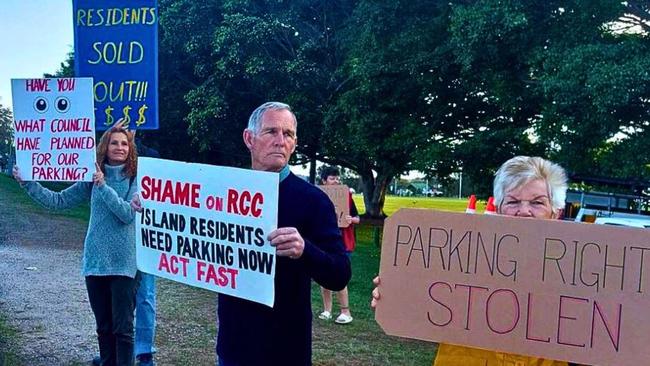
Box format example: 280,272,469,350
73,0,159,130
11,77,97,182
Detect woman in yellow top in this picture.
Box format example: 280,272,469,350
373,156,571,366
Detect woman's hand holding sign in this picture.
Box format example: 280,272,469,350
371,276,381,309
269,227,305,259
12,166,23,184
92,163,105,187
345,214,360,226
130,193,143,213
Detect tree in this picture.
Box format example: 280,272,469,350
156,0,460,217
323,0,508,215
179,0,356,170
56,0,649,217
0,104,13,172
161,0,520,216
44,50,74,78
152,0,227,162
445,0,650,184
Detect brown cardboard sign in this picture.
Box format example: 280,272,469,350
375,208,650,365
319,184,350,228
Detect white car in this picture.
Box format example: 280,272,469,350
423,188,444,197
594,217,650,228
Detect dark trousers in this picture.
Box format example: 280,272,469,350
86,274,139,366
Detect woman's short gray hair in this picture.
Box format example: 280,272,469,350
247,101,297,134
493,156,568,213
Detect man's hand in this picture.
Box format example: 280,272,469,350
12,166,23,184
268,227,305,259
130,193,143,212
93,162,105,187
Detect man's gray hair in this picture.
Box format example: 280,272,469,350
247,101,297,134
493,156,568,213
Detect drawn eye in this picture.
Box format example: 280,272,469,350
55,97,70,113
33,97,48,113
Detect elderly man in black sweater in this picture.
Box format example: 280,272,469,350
216,102,351,366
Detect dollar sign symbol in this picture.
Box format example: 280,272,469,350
136,104,148,127
122,105,132,128
104,105,114,126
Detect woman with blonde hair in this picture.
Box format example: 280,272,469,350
14,124,139,366
431,156,569,366
372,156,570,366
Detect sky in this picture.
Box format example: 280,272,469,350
0,1,73,110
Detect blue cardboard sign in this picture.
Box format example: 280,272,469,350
73,0,158,130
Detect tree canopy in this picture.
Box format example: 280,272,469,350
48,0,649,217
443,0,650,186
0,104,13,171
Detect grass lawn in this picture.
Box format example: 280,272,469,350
0,313,20,366
311,223,437,365
353,194,487,216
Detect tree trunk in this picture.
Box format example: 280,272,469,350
360,170,393,218
308,157,317,184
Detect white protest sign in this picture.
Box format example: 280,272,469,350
12,78,96,182
135,157,279,307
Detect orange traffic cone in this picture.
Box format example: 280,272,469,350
485,196,497,215
465,194,477,214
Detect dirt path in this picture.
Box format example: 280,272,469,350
0,180,220,366
0,189,96,365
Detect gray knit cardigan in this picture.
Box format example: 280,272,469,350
22,164,138,278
